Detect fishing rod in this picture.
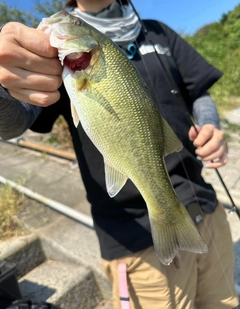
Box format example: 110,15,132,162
127,0,240,219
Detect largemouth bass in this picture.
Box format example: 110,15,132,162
38,11,207,265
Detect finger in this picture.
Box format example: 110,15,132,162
196,141,227,160
0,25,62,76
198,144,228,166
192,124,215,148
10,89,61,106
205,161,227,169
0,67,62,92
205,152,228,169
199,149,227,163
188,125,201,141
1,22,58,58
0,43,62,76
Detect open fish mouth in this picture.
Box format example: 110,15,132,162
64,52,92,72
38,14,99,73
39,25,94,71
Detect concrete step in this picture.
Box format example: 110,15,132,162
19,259,102,309
0,234,112,309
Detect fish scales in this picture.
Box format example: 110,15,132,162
38,11,208,265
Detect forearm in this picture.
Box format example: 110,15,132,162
192,93,220,129
0,86,42,140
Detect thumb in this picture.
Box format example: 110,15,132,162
188,125,201,141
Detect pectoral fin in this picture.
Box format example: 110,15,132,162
104,162,128,197
70,102,80,127
162,118,183,156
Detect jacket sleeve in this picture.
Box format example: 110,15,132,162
0,85,42,140
0,24,42,139
192,93,220,129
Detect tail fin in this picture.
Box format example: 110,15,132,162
149,206,208,265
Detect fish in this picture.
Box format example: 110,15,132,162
38,11,208,265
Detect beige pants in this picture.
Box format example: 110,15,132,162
102,204,239,309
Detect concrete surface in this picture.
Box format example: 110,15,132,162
0,108,240,308
0,138,90,216
0,229,111,308
225,107,240,125
19,260,102,309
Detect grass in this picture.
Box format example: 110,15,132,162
0,183,27,241
220,118,240,142
49,116,73,150
221,118,240,132
213,95,240,117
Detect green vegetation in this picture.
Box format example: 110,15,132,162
34,0,66,19
0,0,39,27
184,4,240,115
0,0,66,27
49,116,74,150
0,184,26,241
221,118,240,142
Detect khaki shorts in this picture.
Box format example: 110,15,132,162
102,204,239,309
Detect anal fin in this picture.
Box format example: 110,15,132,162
104,161,128,197
162,118,183,157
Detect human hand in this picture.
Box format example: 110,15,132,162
188,124,228,168
0,22,63,106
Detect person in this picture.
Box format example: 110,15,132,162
0,0,239,308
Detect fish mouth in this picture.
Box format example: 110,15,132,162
64,51,92,72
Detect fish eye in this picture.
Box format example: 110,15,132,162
72,18,81,26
